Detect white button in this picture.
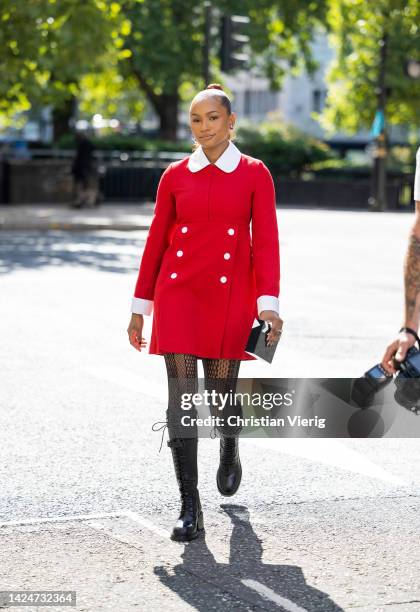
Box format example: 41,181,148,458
176,250,183,257
181,226,188,233
227,228,235,235
220,276,227,283
224,252,231,260
170,272,177,279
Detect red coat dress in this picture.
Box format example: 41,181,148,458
131,140,280,361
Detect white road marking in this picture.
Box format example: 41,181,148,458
122,509,171,540
241,578,308,611
0,511,123,528
0,510,170,542
85,518,175,552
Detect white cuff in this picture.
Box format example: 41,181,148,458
257,295,280,317
131,297,153,315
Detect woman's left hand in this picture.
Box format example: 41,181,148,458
259,310,283,347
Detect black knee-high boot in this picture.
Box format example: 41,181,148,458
166,407,204,541
215,398,243,497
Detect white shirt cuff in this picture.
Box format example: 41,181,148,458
257,295,280,317
131,297,153,315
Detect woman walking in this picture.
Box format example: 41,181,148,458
127,84,282,542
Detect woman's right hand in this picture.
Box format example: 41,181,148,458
127,314,148,351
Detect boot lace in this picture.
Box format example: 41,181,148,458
221,436,238,472
151,420,168,453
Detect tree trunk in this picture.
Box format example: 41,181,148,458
128,58,179,141
155,93,179,141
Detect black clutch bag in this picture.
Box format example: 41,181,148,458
245,319,281,363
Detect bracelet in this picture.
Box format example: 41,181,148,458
399,326,420,345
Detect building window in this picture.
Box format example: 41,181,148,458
243,89,277,117
312,89,325,113
244,89,251,115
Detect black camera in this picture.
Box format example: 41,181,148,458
394,346,420,378
352,347,420,411
351,363,393,408
394,346,420,412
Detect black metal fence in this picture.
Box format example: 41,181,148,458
0,149,415,210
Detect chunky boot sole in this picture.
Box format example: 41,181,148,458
170,510,205,541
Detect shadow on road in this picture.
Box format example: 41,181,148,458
0,231,145,276
154,503,343,611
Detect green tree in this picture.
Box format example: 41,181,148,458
319,0,420,135
0,0,118,139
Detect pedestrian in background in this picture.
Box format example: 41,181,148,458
127,83,283,542
70,130,98,208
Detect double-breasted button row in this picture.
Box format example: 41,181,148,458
170,225,236,281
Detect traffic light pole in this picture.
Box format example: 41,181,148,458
370,33,388,212
203,2,212,86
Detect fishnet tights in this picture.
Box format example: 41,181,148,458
163,353,241,380
162,353,242,442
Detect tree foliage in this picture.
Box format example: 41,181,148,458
0,0,118,128
2,0,418,139
319,0,420,134
0,0,328,136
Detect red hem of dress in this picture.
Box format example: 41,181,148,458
147,347,257,361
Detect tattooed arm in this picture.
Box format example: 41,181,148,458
381,148,420,374
403,209,420,331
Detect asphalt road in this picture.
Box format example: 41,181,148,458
1,209,419,611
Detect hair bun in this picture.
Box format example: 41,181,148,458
206,83,224,91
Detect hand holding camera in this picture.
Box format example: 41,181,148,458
381,327,420,375
352,329,420,411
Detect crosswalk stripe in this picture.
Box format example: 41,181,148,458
242,579,308,611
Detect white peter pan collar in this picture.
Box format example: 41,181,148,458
187,140,241,173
